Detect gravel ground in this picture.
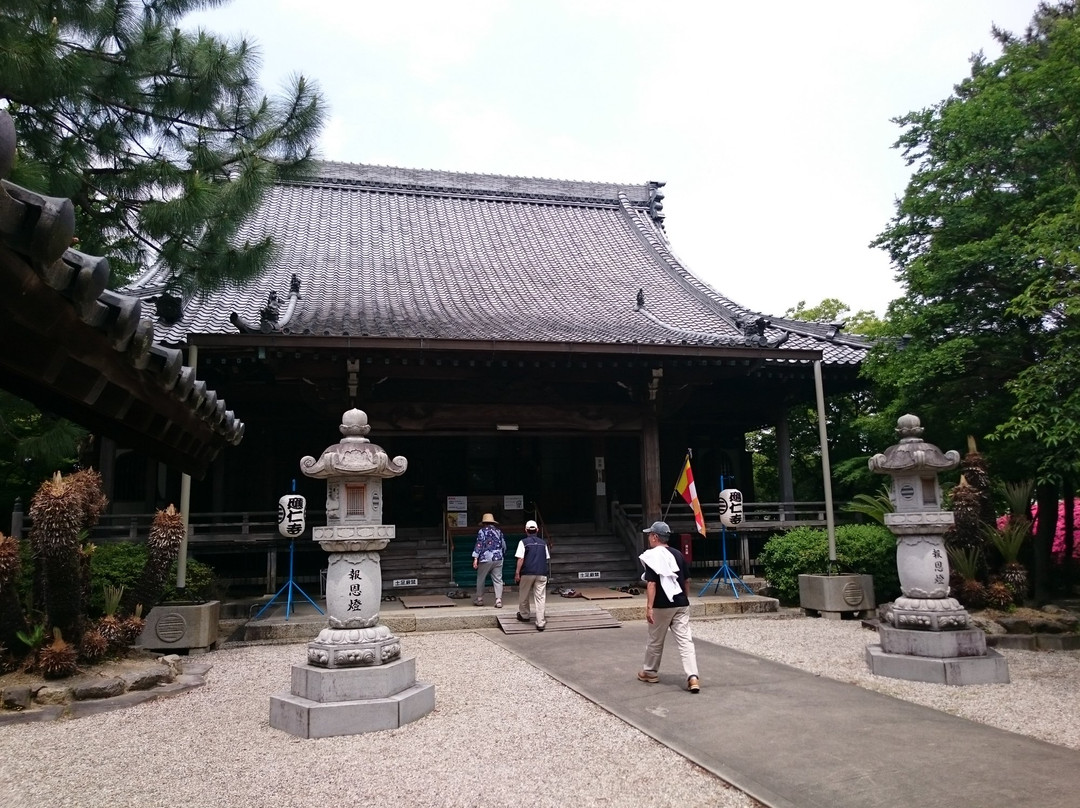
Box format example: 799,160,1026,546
1,615,1077,808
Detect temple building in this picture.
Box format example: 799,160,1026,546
95,160,873,590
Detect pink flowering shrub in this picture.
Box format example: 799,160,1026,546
997,501,1080,561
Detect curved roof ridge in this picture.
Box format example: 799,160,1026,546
763,316,873,348
288,160,655,205
616,196,872,351
617,195,754,324
634,304,779,348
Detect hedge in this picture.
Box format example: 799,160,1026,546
758,523,900,605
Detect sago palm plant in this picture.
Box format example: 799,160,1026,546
29,472,85,641
123,504,185,616
843,484,894,525
96,584,127,653
38,627,78,679
984,519,1031,602
0,533,28,655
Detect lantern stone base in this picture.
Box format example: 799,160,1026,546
866,644,1009,685
306,625,401,668
269,656,435,738
878,625,987,657
798,574,876,618
886,596,970,630
867,626,1010,685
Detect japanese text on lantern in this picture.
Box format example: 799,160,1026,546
718,488,744,527
277,494,307,537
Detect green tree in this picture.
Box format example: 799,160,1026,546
0,391,86,530
868,1,1080,599
784,299,886,338
748,300,887,505
0,1,324,484
0,0,324,292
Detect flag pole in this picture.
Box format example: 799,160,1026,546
662,450,692,522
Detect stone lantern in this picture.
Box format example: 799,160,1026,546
865,414,1008,684
269,408,435,737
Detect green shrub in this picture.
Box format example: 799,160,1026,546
759,524,900,605
88,543,218,611
162,557,217,603
88,542,147,615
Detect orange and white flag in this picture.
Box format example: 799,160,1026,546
675,457,706,536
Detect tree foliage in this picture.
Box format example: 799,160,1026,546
868,2,1080,597
0,0,324,292
869,1,1080,477
784,299,886,338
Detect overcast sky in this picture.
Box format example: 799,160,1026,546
188,0,1041,319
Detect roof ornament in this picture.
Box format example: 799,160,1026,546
230,273,302,334
647,181,666,226
636,287,645,308
260,290,281,330
154,292,183,324
733,316,773,347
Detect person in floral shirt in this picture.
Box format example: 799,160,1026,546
472,513,507,607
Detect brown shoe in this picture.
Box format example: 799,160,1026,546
687,675,700,693
637,670,659,684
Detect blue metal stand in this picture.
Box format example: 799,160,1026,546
699,525,754,598
253,539,324,620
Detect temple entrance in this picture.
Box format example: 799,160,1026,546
380,433,640,529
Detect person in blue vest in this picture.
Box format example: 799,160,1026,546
514,519,550,631
472,512,506,607
637,520,700,693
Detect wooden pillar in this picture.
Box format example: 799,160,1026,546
212,455,226,513
641,413,661,524
776,413,794,517
98,435,117,506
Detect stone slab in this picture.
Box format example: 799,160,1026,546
987,633,1080,651
269,681,435,739
397,681,437,726
291,656,417,702
866,644,1010,685
878,625,987,658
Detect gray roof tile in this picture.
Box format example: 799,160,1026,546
130,162,871,365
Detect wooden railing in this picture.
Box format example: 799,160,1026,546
620,501,831,534
617,500,839,577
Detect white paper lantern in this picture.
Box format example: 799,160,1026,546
278,493,307,537
718,488,744,528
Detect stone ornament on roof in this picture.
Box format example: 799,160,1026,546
300,409,408,479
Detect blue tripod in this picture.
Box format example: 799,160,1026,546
254,538,324,620
699,524,753,598
699,473,754,598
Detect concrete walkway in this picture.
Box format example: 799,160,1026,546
487,622,1080,808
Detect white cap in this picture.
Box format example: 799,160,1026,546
525,520,539,530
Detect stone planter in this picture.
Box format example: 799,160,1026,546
138,600,221,654
798,573,875,618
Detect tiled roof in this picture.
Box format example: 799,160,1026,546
131,161,870,366
0,111,243,477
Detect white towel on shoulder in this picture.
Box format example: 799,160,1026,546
639,546,683,601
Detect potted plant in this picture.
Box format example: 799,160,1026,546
135,507,221,654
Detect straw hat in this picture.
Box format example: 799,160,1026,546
480,513,498,524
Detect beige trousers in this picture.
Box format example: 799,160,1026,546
517,574,548,626
642,606,698,679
